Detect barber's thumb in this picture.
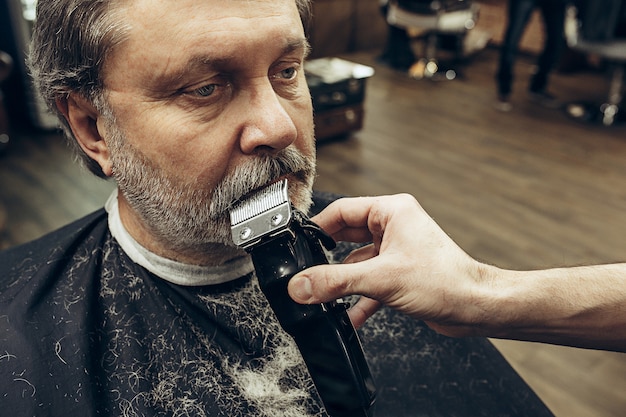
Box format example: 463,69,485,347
288,265,348,304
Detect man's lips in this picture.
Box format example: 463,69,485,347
230,174,294,207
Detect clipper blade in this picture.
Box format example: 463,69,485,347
229,179,292,248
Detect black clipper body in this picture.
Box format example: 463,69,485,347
230,180,376,417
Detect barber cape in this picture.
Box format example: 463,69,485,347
0,191,554,417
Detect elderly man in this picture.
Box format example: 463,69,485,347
0,0,554,416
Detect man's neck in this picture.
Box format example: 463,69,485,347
105,189,254,285
122,209,241,265
117,192,243,266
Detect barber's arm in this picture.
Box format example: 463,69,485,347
287,194,626,352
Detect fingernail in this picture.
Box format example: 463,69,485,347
290,276,313,302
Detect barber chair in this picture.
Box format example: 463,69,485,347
564,0,626,126
384,0,479,80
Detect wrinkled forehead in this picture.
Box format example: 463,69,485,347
117,0,303,27
102,0,307,87
112,0,305,56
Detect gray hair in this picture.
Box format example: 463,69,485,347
28,0,313,178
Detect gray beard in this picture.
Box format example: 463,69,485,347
107,125,315,257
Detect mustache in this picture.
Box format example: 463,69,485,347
208,148,315,216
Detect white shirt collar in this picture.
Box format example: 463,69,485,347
105,189,254,286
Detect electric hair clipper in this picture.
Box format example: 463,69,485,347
229,179,376,417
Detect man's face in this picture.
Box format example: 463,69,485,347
99,0,316,260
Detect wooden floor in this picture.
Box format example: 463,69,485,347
1,47,626,416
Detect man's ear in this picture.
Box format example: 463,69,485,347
56,94,113,177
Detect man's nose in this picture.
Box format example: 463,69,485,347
238,81,298,154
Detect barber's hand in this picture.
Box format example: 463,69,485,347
288,194,488,334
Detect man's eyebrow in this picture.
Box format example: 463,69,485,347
150,38,311,91
283,38,311,58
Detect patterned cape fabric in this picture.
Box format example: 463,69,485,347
0,192,554,416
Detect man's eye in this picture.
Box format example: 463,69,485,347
278,67,297,80
194,84,216,97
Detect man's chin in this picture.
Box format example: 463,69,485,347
201,173,314,246
288,175,315,213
